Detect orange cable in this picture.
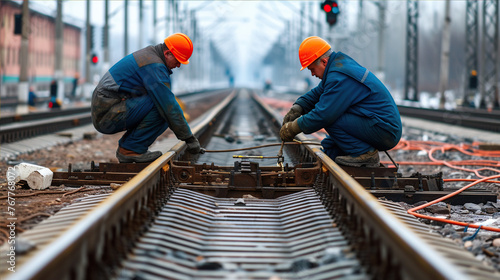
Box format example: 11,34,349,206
408,175,500,232
444,178,500,184
385,139,500,178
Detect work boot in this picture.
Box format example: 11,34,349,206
334,149,380,168
116,148,162,163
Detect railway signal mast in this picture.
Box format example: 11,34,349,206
464,0,479,107
481,0,499,109
17,0,30,112
321,0,339,27
405,0,419,101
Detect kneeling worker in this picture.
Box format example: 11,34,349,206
91,33,203,163
280,36,402,168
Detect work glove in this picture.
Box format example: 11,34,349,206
280,119,302,142
282,104,303,125
185,135,206,154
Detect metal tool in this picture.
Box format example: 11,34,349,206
232,155,278,159
277,141,285,171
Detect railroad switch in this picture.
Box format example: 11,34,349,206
170,160,321,198
229,160,262,188
49,160,497,203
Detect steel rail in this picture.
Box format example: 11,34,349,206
0,112,92,143
0,107,91,126
8,90,237,280
398,105,500,132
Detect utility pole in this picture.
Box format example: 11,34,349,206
309,1,313,36
299,2,304,41
139,0,143,49
124,0,129,56
480,0,499,109
17,0,30,111
358,0,365,64
464,0,479,107
191,10,198,86
103,0,109,67
165,1,169,35
174,0,179,32
317,1,323,38
152,0,157,43
375,1,386,84
438,0,452,109
168,0,174,34
85,0,91,86
55,0,64,101
405,0,419,101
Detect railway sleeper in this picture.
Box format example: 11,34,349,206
49,160,495,204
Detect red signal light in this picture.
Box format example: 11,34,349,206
91,55,99,64
322,0,339,26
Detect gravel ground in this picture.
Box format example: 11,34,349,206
380,127,500,272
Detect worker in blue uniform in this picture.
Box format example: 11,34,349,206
28,87,37,107
280,36,402,168
91,33,203,163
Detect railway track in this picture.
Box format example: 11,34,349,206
395,105,500,133
0,108,92,144
0,89,229,144
3,89,499,279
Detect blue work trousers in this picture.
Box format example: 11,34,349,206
320,113,399,159
118,95,169,154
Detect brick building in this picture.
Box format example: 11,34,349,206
0,0,81,99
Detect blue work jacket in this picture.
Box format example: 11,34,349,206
295,52,402,141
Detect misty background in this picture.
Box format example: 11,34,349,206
30,0,497,104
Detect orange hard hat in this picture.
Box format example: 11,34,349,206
298,36,331,71
164,33,193,64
